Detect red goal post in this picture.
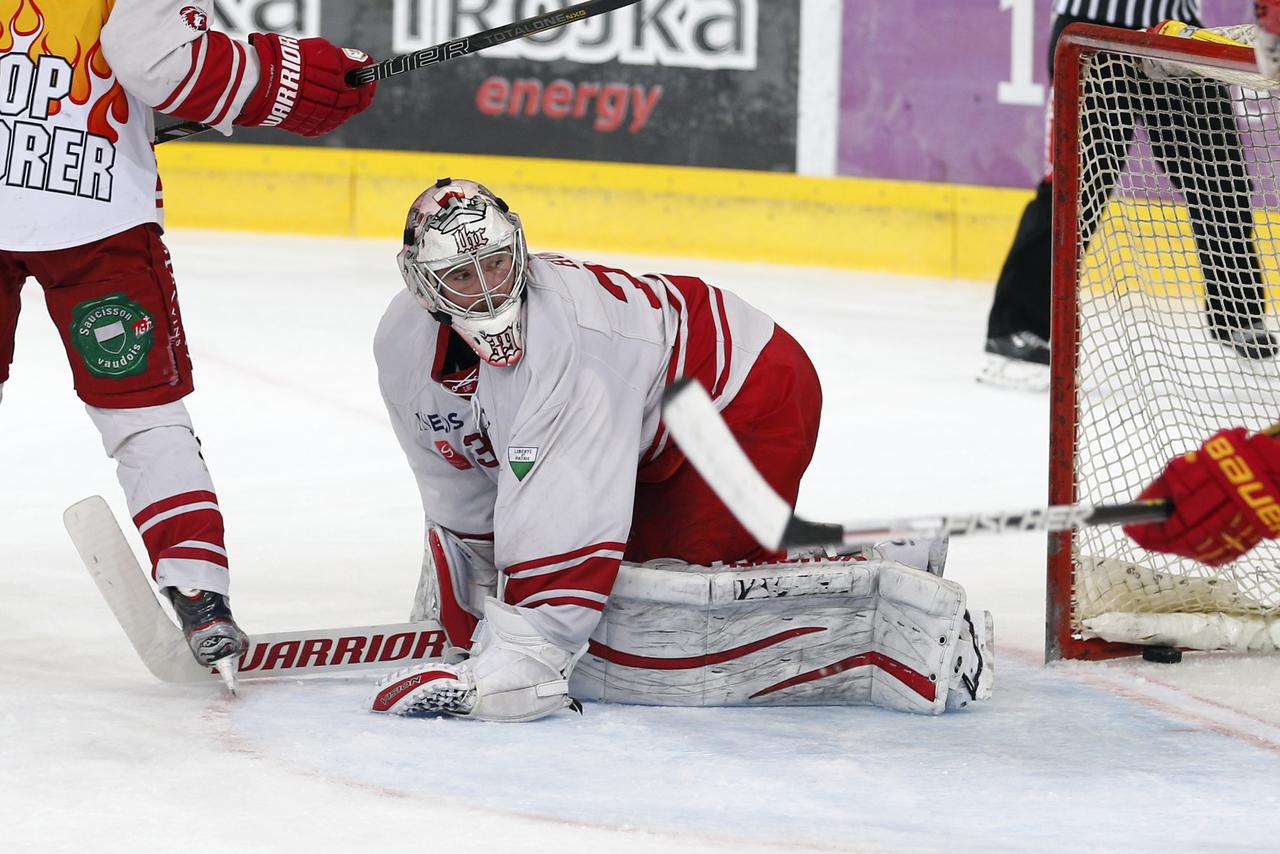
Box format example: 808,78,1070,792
1048,23,1280,661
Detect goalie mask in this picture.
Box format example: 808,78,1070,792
398,178,529,367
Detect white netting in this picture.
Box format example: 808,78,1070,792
1065,29,1280,651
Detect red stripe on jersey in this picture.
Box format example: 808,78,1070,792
133,490,219,528
159,546,230,569
519,596,608,612
505,542,626,574
662,275,731,400
641,275,731,468
588,627,826,669
711,286,733,397
155,41,202,112
504,556,620,608
750,651,937,702
207,39,249,127
158,33,245,124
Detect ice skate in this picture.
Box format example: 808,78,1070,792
166,587,248,693
1209,318,1278,360
977,331,1050,392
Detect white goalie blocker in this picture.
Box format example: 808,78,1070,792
574,556,993,715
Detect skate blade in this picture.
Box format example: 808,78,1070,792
213,656,239,696
976,354,1049,392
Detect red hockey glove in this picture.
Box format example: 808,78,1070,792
1124,429,1280,566
1259,2,1280,35
236,33,375,137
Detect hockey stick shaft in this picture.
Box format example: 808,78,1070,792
154,0,640,144
660,379,1175,552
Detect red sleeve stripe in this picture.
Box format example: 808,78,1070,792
513,593,608,612
710,285,733,397
156,33,251,125
505,546,625,580
516,595,607,612
643,274,732,466
204,38,248,126
504,541,627,575
506,557,619,608
154,40,203,112
133,490,220,529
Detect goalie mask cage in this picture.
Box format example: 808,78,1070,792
1049,23,1280,661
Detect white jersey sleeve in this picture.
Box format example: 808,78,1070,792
375,292,498,537
101,1,261,134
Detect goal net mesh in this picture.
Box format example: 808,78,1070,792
1059,25,1280,653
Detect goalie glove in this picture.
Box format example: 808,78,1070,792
235,33,376,137
369,598,585,722
1124,429,1280,566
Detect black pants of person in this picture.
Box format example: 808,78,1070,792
987,14,1265,341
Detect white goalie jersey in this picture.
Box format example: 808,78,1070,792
0,1,260,251
375,252,777,650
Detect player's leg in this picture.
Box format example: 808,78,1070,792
1144,80,1274,359
30,225,245,666
981,14,1137,389
980,180,1054,390
0,252,26,406
627,324,821,565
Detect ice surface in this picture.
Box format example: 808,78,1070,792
3,231,1279,852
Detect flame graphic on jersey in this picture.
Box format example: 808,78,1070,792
0,0,128,143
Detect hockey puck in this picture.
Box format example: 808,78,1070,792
1141,645,1183,664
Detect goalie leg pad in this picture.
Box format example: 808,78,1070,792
409,524,497,648
572,557,992,714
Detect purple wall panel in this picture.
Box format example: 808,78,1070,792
838,0,1252,188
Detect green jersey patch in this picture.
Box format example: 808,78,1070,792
508,446,539,481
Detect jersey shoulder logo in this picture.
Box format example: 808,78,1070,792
69,294,155,378
507,446,538,481
179,6,209,32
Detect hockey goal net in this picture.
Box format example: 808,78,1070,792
1049,23,1280,660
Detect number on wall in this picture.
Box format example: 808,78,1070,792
998,0,1046,106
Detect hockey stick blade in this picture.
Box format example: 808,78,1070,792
660,380,1173,551
65,496,448,683
65,496,208,682
154,0,641,144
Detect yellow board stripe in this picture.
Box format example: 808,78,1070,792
157,142,1033,279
